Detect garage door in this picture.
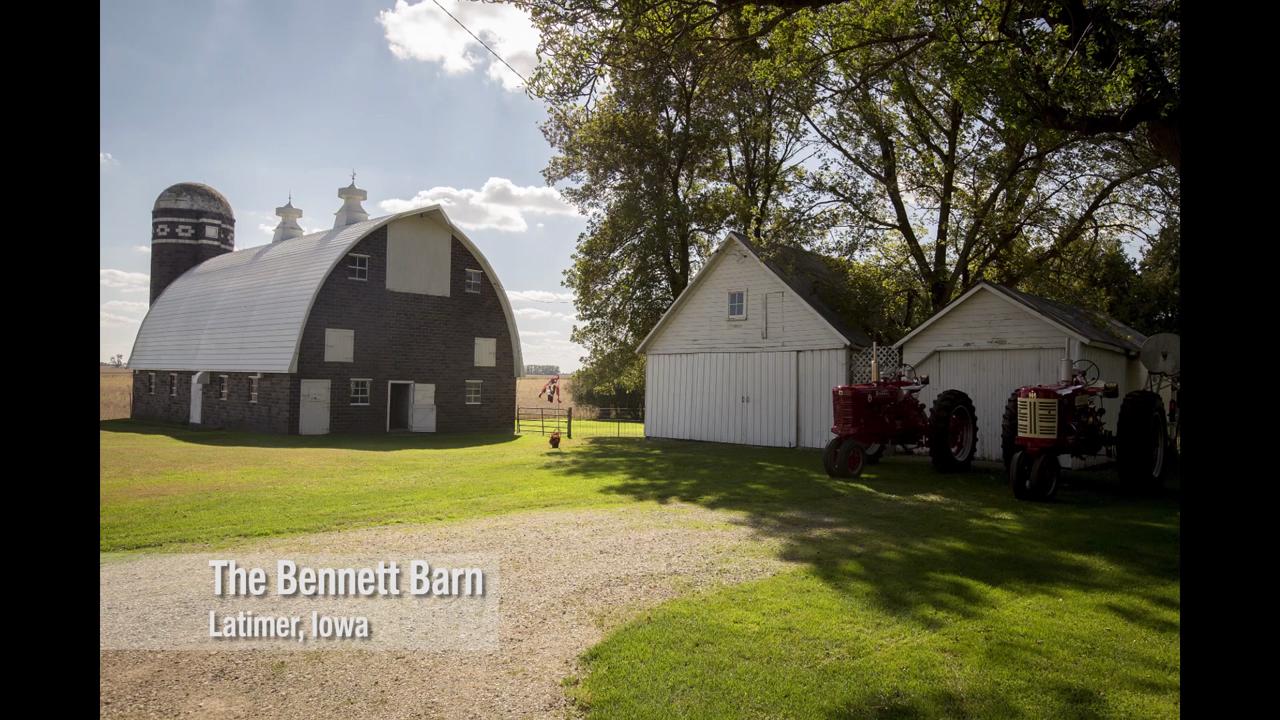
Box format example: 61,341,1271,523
646,352,797,447
916,348,1066,461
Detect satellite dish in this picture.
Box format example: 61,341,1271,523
1140,333,1180,375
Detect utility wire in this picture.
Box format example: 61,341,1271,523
430,0,533,89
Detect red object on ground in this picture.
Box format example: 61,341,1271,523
549,431,561,449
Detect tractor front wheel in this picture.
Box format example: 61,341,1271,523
822,437,848,478
1117,390,1169,493
1010,451,1060,501
835,438,867,478
1000,390,1020,471
929,389,978,472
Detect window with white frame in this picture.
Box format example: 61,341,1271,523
204,225,219,239
728,290,747,320
218,375,228,400
148,372,156,395
347,253,369,281
249,376,259,403
169,373,178,397
465,268,482,294
465,380,482,405
350,378,371,406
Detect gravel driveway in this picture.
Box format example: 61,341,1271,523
100,504,801,719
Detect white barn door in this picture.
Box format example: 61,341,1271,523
189,377,203,425
299,379,331,435
645,352,796,447
411,383,437,432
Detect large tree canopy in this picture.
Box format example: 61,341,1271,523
512,0,1178,391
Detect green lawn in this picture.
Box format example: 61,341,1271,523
100,420,1179,718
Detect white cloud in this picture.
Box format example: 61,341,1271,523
100,269,149,293
377,0,539,92
100,311,139,327
514,307,576,321
100,152,118,166
519,330,561,338
100,300,149,328
507,290,573,303
380,177,578,232
133,245,150,254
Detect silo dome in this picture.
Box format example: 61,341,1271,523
153,182,234,218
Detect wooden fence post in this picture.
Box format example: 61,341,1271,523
567,407,573,439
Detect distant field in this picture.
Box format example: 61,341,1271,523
517,374,579,408
100,368,132,420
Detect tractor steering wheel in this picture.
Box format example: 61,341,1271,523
900,362,920,383
1072,359,1101,386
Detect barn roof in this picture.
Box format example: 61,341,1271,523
894,280,1145,354
128,205,524,375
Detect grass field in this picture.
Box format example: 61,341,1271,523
100,368,132,420
100,421,1179,717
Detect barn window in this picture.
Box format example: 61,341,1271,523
728,290,747,320
147,372,156,395
350,379,371,406
169,373,178,397
474,337,496,367
324,328,355,362
249,376,259,403
218,375,228,400
204,225,219,239
465,268,482,294
347,254,369,281
465,380,482,405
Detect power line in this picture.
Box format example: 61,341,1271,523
430,0,532,89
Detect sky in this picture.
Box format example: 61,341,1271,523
100,0,587,371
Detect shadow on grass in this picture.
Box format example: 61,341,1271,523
557,437,1180,632
99,419,520,451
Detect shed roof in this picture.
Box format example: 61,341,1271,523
128,205,524,375
636,232,871,354
894,280,1145,354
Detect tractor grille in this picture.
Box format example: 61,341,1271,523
1017,397,1058,439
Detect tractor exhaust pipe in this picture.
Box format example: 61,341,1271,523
871,342,880,382
1060,357,1073,383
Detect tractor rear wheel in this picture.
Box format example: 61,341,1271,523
1000,390,1020,471
1117,390,1169,493
822,437,848,478
929,389,978,472
835,438,867,478
1010,451,1060,501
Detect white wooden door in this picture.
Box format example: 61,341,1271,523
735,352,797,447
299,379,331,435
189,377,203,425
411,383,437,432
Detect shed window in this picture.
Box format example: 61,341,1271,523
350,378,371,406
728,290,747,320
347,253,369,281
147,372,156,395
249,376,259,403
218,375,228,400
465,268,482,294
169,373,177,397
465,380,482,405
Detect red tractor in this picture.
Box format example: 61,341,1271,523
1002,356,1173,501
822,359,979,479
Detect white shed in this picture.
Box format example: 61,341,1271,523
895,281,1148,461
637,232,871,448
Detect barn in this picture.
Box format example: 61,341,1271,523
128,180,523,435
637,232,871,448
895,281,1147,461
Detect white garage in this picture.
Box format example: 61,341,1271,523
895,281,1148,461
638,232,871,448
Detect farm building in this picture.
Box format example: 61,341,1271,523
895,281,1147,461
128,180,522,435
637,232,872,448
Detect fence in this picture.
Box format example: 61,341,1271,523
850,345,903,383
514,406,646,439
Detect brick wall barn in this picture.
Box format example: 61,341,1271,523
128,180,523,435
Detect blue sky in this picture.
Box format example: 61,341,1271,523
100,0,587,370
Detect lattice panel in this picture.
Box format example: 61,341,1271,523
850,346,902,383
